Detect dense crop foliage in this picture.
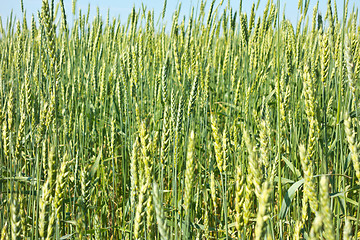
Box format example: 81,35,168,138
1,0,360,238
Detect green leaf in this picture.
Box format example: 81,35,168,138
282,156,301,179
60,233,74,240
279,179,304,219
90,147,102,178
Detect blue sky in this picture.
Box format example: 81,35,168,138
1,0,360,29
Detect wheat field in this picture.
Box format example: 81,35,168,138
1,0,360,239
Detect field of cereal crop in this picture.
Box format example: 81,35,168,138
1,0,360,239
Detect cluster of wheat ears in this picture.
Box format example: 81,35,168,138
1,0,360,239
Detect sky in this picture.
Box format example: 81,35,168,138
1,0,360,30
